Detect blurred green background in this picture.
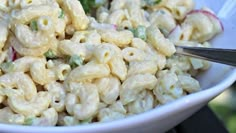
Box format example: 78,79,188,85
209,82,236,133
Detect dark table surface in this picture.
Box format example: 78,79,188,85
166,106,229,133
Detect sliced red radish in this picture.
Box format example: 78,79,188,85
8,46,17,61
168,25,182,41
186,10,224,31
168,26,178,37
201,10,224,32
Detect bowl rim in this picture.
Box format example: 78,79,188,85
1,0,236,132
0,68,235,133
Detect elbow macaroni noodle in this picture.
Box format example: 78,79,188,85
0,0,222,126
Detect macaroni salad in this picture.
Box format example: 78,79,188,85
0,0,223,126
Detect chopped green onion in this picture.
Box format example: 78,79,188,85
0,61,15,73
68,55,83,69
58,9,64,18
30,20,38,31
24,117,35,125
133,25,147,41
44,49,57,59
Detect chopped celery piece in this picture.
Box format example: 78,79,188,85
44,49,57,59
133,25,147,41
0,61,15,73
69,55,83,69
30,20,38,31
190,58,204,70
24,117,35,125
58,9,64,18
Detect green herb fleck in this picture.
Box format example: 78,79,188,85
44,49,57,59
0,61,15,73
69,55,83,69
58,9,64,18
30,20,38,31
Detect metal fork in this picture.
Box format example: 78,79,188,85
175,46,236,67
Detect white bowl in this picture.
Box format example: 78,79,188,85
1,0,236,133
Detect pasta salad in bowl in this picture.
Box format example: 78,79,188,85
0,0,235,132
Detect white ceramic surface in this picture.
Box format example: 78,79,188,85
1,0,236,133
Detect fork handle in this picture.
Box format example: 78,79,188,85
175,46,236,67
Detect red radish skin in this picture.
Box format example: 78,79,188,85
9,47,17,61
185,10,224,31
167,25,182,40
113,24,118,30
168,25,178,37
